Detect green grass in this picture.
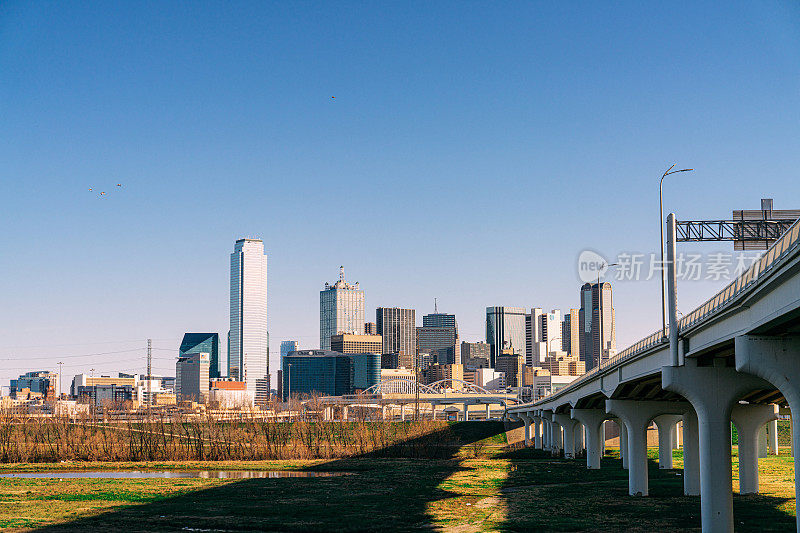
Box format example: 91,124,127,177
0,424,795,532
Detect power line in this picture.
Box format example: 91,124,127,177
1,348,145,361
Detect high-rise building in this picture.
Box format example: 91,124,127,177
176,351,211,402
10,371,58,399
461,341,491,369
280,340,299,371
540,310,562,356
579,282,616,370
376,307,416,366
485,306,526,368
330,333,382,355
418,312,459,364
229,238,269,403
562,309,580,356
364,322,378,335
525,308,544,366
424,364,464,389
320,267,365,350
179,333,220,379
495,350,525,388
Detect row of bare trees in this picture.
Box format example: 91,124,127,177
0,409,471,463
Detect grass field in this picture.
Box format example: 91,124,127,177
0,422,796,532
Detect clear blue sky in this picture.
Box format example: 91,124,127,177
1,2,799,389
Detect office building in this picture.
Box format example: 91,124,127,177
229,238,269,403
541,352,586,376
376,307,416,365
495,349,524,388
71,373,137,397
10,371,59,399
562,309,580,357
364,322,378,335
486,306,526,368
176,351,211,402
209,380,254,410
417,325,459,365
424,364,464,389
179,333,220,379
282,350,353,400
422,312,458,334
525,308,543,366
579,282,616,370
350,352,381,391
330,333,382,355
280,340,299,360
540,310,562,356
473,368,505,390
320,266,365,350
461,341,491,369
76,384,135,406
280,340,299,373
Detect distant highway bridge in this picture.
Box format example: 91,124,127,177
508,213,800,532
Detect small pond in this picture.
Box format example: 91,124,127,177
0,470,344,479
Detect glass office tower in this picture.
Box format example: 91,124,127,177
179,333,220,379
485,306,526,368
229,238,269,402
319,266,365,350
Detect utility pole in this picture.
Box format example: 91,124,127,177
147,338,152,419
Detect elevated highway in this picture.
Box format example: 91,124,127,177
508,214,800,532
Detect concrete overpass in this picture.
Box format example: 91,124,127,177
508,214,800,532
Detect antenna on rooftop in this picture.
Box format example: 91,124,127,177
339,265,345,282
434,297,438,314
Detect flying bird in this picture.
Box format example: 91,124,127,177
100,192,106,196
116,183,122,187
331,96,335,99
88,188,93,191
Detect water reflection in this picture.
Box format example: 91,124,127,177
0,470,344,479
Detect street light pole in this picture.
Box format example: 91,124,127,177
57,361,63,398
659,165,694,338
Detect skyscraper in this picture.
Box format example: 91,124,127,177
418,311,459,364
540,309,562,356
525,308,544,366
376,307,416,367
179,333,220,379
562,309,580,357
176,351,210,402
280,340,299,360
579,282,616,370
229,238,269,402
319,266,365,350
486,307,526,368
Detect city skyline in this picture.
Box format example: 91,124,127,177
3,3,798,392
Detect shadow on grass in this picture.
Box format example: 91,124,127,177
31,421,509,532
495,446,796,532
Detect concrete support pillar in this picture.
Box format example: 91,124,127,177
485,403,491,420
463,403,469,421
600,421,606,456
654,414,682,469
342,406,348,421
575,423,585,453
736,335,800,533
768,419,779,455
664,359,774,533
519,413,533,446
533,417,543,449
606,400,692,497
554,413,580,459
551,420,563,456
758,425,768,458
572,408,607,469
541,410,554,451
682,406,701,496
400,404,406,421
731,403,778,494
619,420,629,469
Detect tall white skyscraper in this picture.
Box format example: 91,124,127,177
319,266,365,350
229,238,269,401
